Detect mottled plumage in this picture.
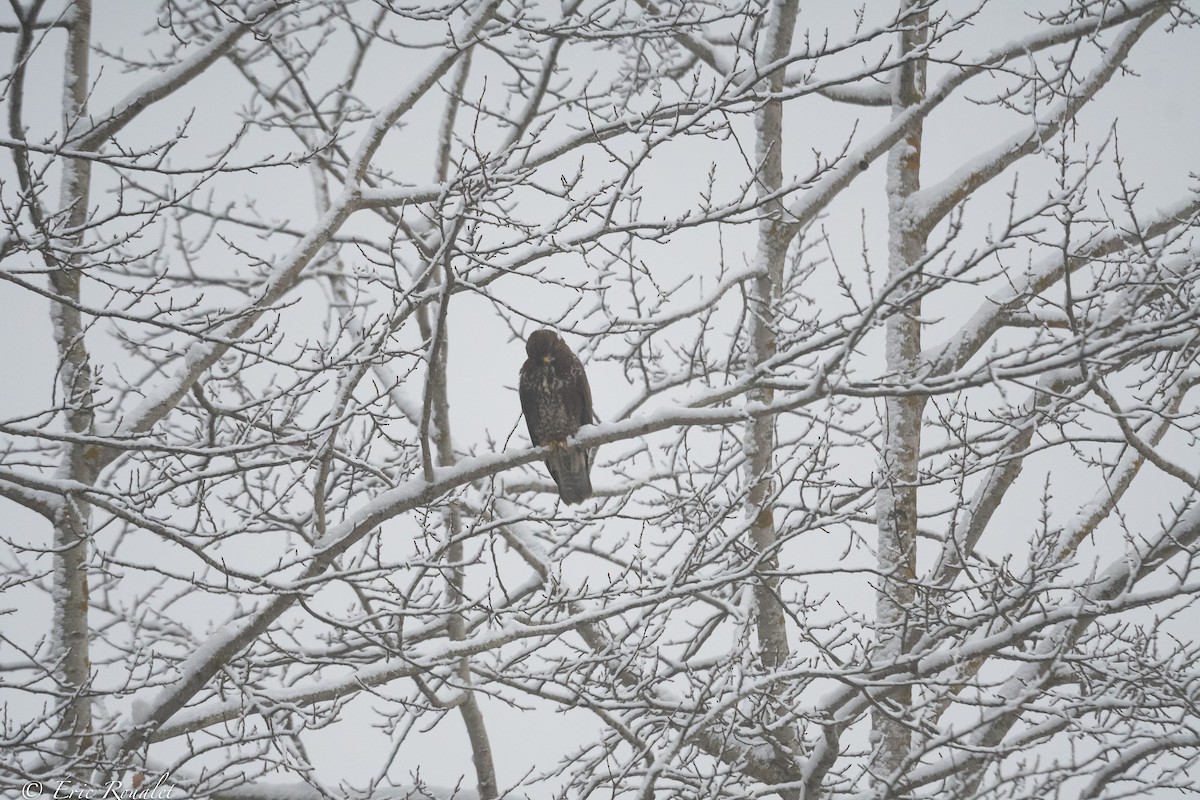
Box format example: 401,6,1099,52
519,329,594,504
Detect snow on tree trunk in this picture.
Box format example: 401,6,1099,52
743,1,801,792
420,269,500,800
423,64,498,797
872,0,928,787
747,0,799,677
48,0,95,772
2,2,1198,797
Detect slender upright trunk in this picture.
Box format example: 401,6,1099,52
872,1,928,790
49,0,96,771
415,287,499,800
745,2,800,791
416,53,497,795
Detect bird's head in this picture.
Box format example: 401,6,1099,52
526,329,561,364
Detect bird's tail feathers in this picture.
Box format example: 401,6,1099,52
547,448,592,505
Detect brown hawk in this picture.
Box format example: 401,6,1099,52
519,329,594,504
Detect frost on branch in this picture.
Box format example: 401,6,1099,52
1,2,1199,799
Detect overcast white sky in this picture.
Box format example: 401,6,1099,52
2,1,1199,795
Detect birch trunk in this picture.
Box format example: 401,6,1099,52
418,289,499,800
745,1,800,790
416,54,497,796
49,0,95,771
872,0,928,789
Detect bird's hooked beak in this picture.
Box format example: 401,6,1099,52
542,355,553,364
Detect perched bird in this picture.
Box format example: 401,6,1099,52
519,329,594,504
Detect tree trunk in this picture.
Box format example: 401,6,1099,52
872,0,928,791
49,0,96,772
745,1,801,792
416,233,498,798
